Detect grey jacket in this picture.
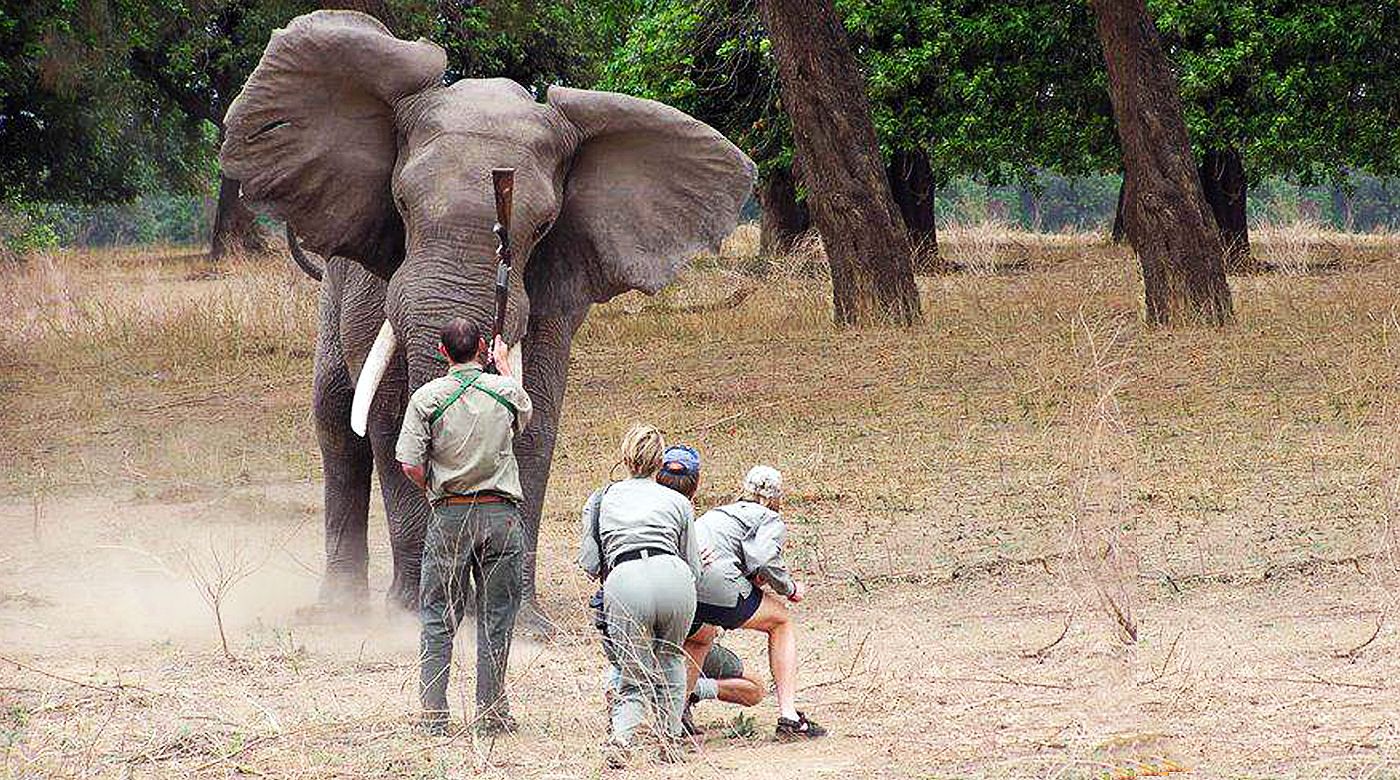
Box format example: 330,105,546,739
577,478,702,581
695,500,795,606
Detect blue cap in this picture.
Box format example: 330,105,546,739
661,444,701,476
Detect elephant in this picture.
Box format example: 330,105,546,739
219,10,756,630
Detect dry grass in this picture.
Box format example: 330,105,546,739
1,224,1400,777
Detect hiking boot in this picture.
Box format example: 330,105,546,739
476,713,518,737
681,699,704,736
601,740,631,770
775,711,826,740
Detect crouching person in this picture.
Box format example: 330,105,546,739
685,465,826,739
397,318,532,737
579,428,701,766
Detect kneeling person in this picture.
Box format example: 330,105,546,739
685,466,826,739
397,318,532,736
579,428,702,764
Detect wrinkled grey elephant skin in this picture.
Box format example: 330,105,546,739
219,11,756,625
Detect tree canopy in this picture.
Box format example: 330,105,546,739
1155,0,1400,183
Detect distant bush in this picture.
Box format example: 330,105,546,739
2,193,212,256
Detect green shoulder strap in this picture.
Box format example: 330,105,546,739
428,369,518,425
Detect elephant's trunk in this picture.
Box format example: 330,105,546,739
351,320,397,437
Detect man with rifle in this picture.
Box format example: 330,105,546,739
396,169,530,736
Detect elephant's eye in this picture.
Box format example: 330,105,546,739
247,119,290,142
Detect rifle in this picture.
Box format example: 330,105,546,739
487,167,515,373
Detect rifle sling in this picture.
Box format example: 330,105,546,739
592,482,617,582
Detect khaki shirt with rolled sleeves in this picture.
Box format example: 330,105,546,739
395,362,534,504
577,478,702,582
694,500,795,607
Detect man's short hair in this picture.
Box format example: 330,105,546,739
440,318,484,363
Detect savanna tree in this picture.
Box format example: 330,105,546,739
759,0,922,324
1092,0,1233,326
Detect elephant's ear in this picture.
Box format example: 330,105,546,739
219,11,445,276
537,86,757,306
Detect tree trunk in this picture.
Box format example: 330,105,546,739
758,165,810,256
1198,146,1251,271
1018,185,1040,230
1331,183,1354,231
758,0,921,325
887,148,940,269
1090,0,1232,326
1111,179,1127,243
210,174,269,259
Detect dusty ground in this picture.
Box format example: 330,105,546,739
2,226,1400,778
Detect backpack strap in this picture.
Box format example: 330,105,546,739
592,482,617,582
429,369,518,425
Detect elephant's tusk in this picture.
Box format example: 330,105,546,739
351,320,396,437
507,340,523,379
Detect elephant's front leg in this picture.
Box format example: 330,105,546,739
515,307,588,638
313,316,374,612
366,353,442,614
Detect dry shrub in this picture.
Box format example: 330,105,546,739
719,221,761,259
770,230,829,279
1064,311,1141,645
939,220,1101,274
943,219,1015,275
0,246,317,367
1253,219,1398,273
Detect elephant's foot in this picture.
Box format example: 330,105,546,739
294,591,370,624
515,598,558,640
385,575,421,616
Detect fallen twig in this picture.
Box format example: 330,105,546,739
0,653,157,696
799,629,871,692
945,669,1074,691
1332,614,1384,662
1020,613,1072,662
1251,672,1384,691
685,398,787,434
641,285,753,314
1139,630,1183,685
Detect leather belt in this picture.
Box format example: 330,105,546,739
437,493,510,507
614,547,673,566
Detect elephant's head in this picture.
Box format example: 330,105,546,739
219,11,755,432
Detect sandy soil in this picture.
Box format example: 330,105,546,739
3,236,1400,778
2,485,1398,778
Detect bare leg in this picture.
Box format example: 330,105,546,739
717,672,765,708
740,591,799,719
683,624,718,697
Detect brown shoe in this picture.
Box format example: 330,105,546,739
776,711,827,740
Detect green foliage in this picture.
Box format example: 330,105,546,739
599,0,791,174
0,1,210,204
398,1,616,90
3,0,610,225
1154,0,1400,180
601,0,1116,185
0,202,61,255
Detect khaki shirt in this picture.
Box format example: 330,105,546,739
396,362,534,504
577,478,702,581
695,500,794,605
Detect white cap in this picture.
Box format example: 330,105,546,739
742,465,783,500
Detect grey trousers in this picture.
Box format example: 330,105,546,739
603,554,696,743
419,501,523,725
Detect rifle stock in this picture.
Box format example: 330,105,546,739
488,168,516,373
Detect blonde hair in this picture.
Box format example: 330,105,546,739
620,424,665,478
